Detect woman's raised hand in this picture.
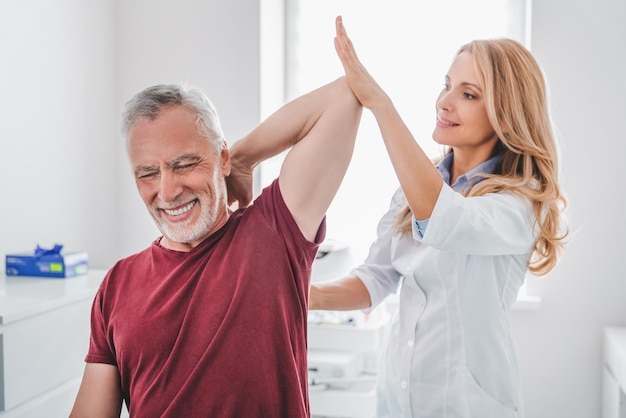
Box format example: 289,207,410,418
333,16,389,110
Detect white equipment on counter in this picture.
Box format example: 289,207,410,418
308,239,391,418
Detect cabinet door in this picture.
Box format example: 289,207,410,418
1,299,91,412
603,365,626,418
0,378,81,418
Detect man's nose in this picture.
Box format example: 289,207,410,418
158,171,182,203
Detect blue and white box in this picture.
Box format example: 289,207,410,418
5,244,88,278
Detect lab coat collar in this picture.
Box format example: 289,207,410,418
436,152,502,193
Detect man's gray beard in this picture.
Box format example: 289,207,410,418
158,211,215,244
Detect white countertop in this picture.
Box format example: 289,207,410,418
0,269,107,325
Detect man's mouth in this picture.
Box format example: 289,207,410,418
163,200,196,216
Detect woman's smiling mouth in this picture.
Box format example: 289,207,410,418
437,115,459,127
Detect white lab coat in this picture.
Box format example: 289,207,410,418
353,183,535,418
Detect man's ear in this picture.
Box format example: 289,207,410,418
221,141,232,176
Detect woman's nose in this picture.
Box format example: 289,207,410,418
436,90,453,112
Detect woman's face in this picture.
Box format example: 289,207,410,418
432,50,499,158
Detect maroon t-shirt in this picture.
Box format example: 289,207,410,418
86,180,324,417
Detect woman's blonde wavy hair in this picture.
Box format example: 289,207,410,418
396,38,568,276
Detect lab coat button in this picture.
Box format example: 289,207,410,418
408,340,414,347
401,380,408,390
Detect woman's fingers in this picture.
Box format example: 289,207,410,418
334,16,356,67
334,16,378,107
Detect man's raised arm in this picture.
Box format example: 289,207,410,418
229,77,362,241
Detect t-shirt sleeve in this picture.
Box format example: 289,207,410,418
255,179,326,260
84,284,117,366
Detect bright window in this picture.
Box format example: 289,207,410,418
260,0,529,262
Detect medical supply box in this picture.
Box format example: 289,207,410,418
5,244,88,278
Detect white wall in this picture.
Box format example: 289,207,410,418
0,0,263,270
509,0,626,417
114,0,263,258
0,0,117,270
1,1,624,417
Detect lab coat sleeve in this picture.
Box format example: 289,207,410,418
351,188,404,310
417,183,536,255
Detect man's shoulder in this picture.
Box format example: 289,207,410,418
248,178,286,212
118,240,155,263
105,241,156,279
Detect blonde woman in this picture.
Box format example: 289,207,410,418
310,16,568,418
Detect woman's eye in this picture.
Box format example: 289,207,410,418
442,83,450,91
464,92,477,100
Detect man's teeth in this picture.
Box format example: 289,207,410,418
164,201,195,216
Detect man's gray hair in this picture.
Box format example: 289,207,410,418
121,83,225,150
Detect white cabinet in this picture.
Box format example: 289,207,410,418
308,317,388,418
307,302,392,418
309,242,392,418
603,327,626,418
0,270,106,418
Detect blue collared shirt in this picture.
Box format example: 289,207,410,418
413,153,502,237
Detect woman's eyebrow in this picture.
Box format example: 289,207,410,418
445,75,482,91
461,81,482,91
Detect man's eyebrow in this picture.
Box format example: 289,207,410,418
167,154,202,167
134,164,159,176
133,154,204,176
